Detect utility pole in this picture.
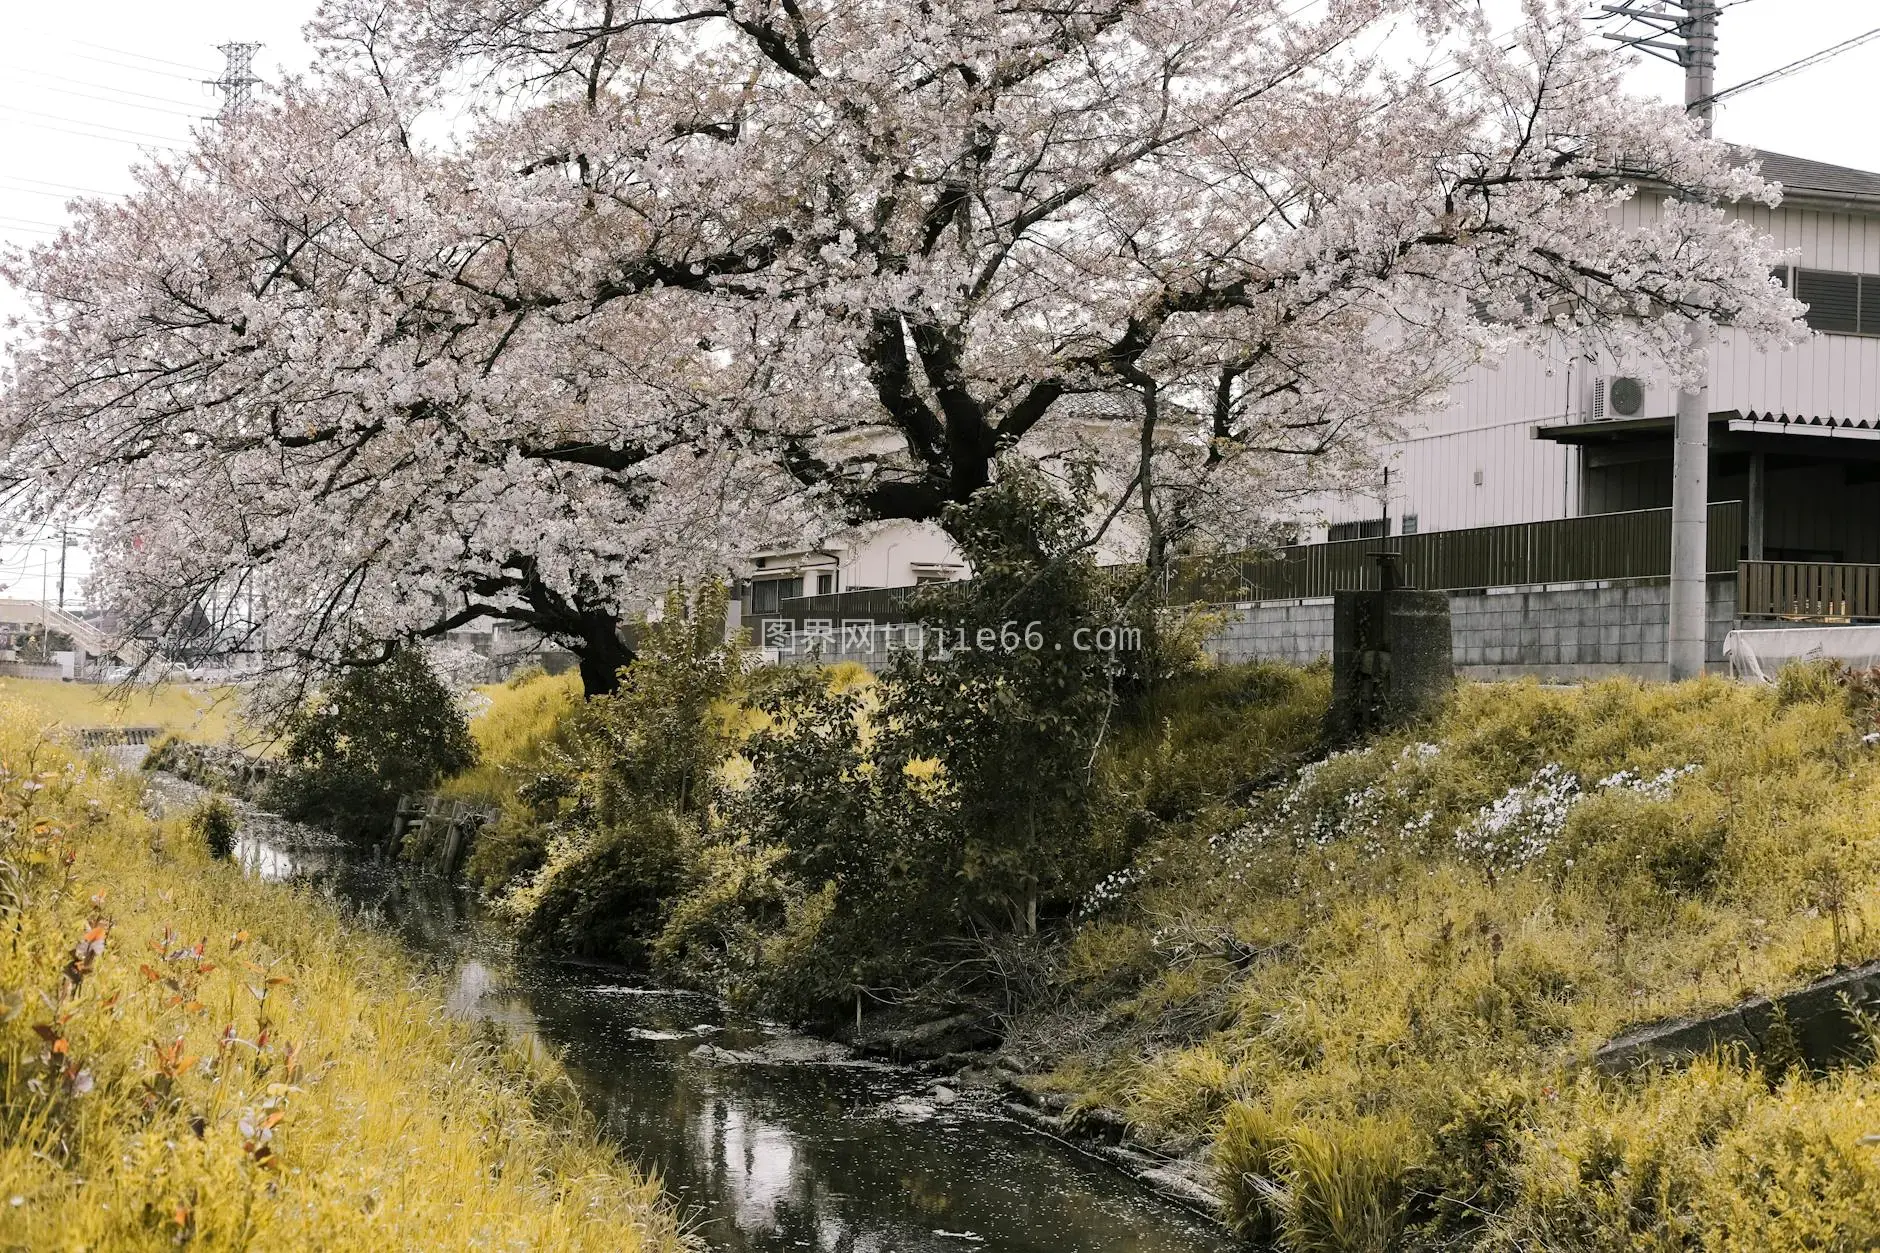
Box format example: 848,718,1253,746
1597,1,1718,680
207,42,263,124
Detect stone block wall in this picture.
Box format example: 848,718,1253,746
1447,578,1736,681
1206,599,1336,667
768,577,1742,682
1209,577,1738,682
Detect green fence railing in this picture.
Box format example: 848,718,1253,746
1216,501,1743,602
749,502,1746,628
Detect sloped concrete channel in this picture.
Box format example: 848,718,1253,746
137,768,1231,1253
1597,959,1880,1074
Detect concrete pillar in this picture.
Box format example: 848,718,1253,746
1327,587,1452,741
1668,345,1710,681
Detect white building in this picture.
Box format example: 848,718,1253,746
1312,148,1880,565
742,520,968,615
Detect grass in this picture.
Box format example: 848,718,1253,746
1030,667,1880,1249
438,667,584,807
436,653,1880,1246
0,699,682,1251
0,678,237,742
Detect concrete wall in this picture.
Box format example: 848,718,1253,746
1209,577,1738,682
1207,599,1335,668
1446,579,1736,682
765,577,1742,683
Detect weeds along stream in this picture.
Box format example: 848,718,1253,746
142,770,1231,1253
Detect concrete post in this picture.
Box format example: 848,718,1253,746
1327,556,1452,740
1668,365,1710,680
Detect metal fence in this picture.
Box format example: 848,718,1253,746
759,585,922,630
1216,502,1744,601
754,502,1748,628
1739,559,1880,622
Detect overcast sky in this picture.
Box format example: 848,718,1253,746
2,2,1876,260
0,0,1873,605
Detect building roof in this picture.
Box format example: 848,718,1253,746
1535,410,1880,452
1741,147,1880,206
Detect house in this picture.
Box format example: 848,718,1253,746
1311,148,1880,562
1204,148,1880,680
741,521,968,616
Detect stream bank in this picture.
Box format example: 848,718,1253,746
140,769,1233,1253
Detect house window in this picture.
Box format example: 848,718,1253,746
1401,514,1419,536
749,577,802,614
815,572,836,596
1327,519,1389,543
1783,267,1880,336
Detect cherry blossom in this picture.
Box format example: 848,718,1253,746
0,0,1805,691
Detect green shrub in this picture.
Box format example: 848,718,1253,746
509,810,701,959
185,795,238,860
688,469,1185,1015
455,670,586,891
652,839,840,1008
499,582,740,962
262,646,476,842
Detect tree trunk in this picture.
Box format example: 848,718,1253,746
570,613,636,697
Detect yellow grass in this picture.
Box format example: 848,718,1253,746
1042,671,1880,1247
438,668,583,805
0,701,683,1251
0,678,237,742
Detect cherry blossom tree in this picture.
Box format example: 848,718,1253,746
0,0,1804,693
309,0,1800,549
1,78,826,695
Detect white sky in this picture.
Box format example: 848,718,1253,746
0,0,1873,606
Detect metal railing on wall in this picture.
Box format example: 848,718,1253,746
764,585,920,626
1213,501,1744,602
749,502,1748,628
1739,559,1880,623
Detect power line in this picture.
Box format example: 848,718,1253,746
6,20,219,74
63,50,208,84
1704,26,1880,106
70,39,215,74
0,112,182,151
27,81,204,119
22,82,205,119
0,174,125,197
0,183,115,202
0,63,204,110
0,102,184,144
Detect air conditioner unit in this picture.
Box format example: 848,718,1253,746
1587,375,1651,422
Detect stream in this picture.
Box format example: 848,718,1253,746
140,771,1234,1253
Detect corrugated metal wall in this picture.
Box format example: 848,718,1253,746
1309,195,1880,539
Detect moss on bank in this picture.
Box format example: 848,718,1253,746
0,701,681,1251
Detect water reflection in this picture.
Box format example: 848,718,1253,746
226,822,1229,1252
